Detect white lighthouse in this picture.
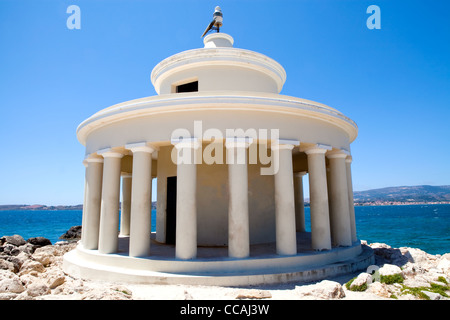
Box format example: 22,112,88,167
64,11,374,285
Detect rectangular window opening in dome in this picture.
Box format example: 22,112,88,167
176,81,198,93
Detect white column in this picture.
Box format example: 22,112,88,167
81,155,103,250
327,150,352,247
304,145,332,251
98,149,124,254
294,171,307,232
226,138,250,258
174,138,199,260
127,143,154,257
119,173,132,237
272,141,298,256
346,155,357,243
81,160,88,246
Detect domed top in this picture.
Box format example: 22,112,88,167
203,33,234,48
151,33,286,95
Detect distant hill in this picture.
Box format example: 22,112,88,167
353,185,450,203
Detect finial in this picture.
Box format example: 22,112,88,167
201,6,223,38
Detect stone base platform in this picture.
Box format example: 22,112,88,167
63,232,375,286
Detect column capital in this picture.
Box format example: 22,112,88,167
271,139,299,150
345,155,353,163
83,154,104,166
294,171,307,178
97,147,126,158
326,148,351,159
125,141,156,154
301,143,332,155
121,172,132,178
171,137,200,150
225,137,253,149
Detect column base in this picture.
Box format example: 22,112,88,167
63,233,374,286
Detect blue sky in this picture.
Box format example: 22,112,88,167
0,0,449,205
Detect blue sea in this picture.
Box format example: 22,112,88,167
0,204,449,255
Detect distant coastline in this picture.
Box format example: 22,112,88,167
0,203,157,211
1,201,450,211
0,204,83,211
353,201,450,206
1,184,449,211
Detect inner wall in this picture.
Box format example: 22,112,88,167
156,144,308,246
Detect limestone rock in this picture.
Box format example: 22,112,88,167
0,276,25,293
379,264,403,276
296,280,345,299
422,290,442,300
407,248,436,267
235,289,272,299
0,292,18,300
18,243,34,255
81,287,132,300
27,237,52,248
437,255,450,275
367,282,390,298
183,290,194,300
26,280,50,297
0,258,16,273
19,260,45,275
350,272,372,290
45,271,66,289
403,275,431,288
1,244,19,255
1,255,23,273
59,226,82,241
370,243,409,266
19,273,38,287
0,235,26,247
0,269,16,280
32,250,54,267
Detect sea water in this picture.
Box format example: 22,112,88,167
0,204,448,255
304,204,450,255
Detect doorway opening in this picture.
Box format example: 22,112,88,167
166,176,177,245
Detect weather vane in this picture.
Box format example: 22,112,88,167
201,6,223,38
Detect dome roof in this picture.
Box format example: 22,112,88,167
150,33,286,95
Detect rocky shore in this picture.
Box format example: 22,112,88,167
0,233,449,300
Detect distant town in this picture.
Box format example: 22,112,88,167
0,185,449,211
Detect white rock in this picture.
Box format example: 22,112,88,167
397,293,416,300
26,280,50,297
32,251,53,267
81,288,132,300
422,291,441,300
235,289,272,299
437,257,450,275
19,260,45,275
45,272,66,289
403,276,431,288
408,248,435,266
350,273,372,289
0,259,15,272
0,269,16,280
0,292,18,300
379,264,403,276
367,282,390,298
0,276,25,293
296,280,345,299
